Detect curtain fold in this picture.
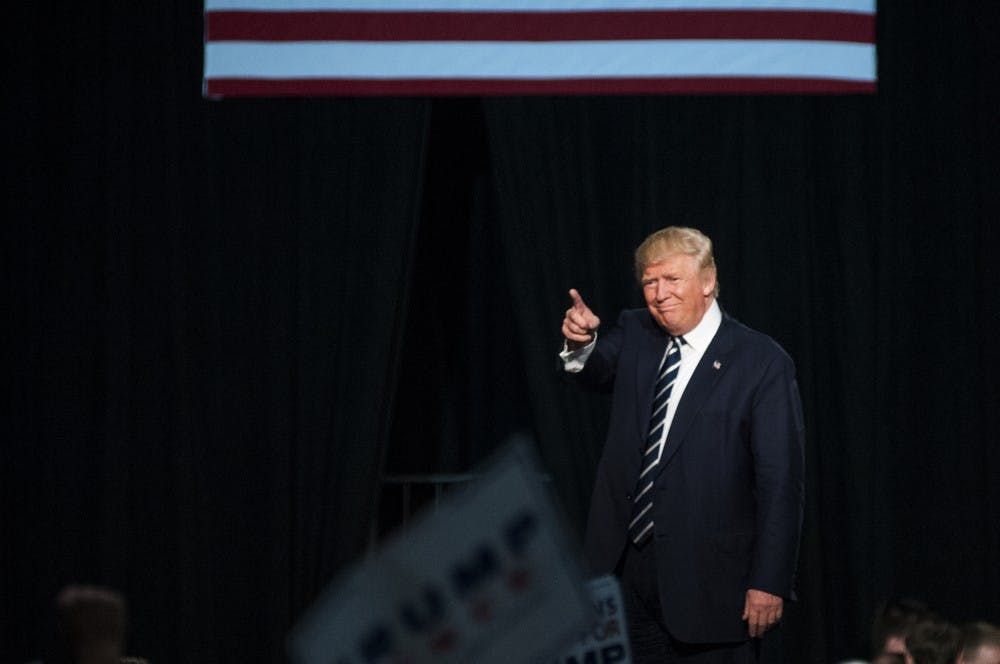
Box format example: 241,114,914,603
3,4,430,662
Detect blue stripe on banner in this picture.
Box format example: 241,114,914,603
205,40,876,81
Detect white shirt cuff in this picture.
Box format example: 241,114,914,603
559,336,597,373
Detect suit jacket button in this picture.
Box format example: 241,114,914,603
626,493,632,501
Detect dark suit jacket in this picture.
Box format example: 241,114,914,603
575,307,804,644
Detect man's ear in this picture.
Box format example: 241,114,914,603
701,268,717,297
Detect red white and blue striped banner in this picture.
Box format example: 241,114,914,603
203,0,876,98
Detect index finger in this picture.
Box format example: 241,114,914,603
568,288,586,311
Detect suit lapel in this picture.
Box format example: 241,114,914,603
653,317,735,475
634,316,669,449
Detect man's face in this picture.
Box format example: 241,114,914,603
641,253,716,337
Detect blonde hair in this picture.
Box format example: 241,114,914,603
634,226,719,297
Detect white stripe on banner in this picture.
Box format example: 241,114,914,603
205,40,876,81
205,0,875,14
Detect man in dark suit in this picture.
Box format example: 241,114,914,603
560,226,804,662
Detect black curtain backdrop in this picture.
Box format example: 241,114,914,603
4,4,429,662
4,2,1000,663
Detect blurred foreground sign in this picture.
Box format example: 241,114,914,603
551,576,632,664
289,444,593,664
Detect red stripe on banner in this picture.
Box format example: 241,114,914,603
205,10,874,44
205,77,878,97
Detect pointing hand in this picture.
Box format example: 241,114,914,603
562,288,601,350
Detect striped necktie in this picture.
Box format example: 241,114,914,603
627,335,684,547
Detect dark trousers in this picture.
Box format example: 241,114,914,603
617,541,760,664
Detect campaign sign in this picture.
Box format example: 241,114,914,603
550,576,632,664
288,444,594,664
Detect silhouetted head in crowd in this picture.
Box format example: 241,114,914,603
903,617,962,664
874,597,934,656
958,622,1000,664
50,585,126,664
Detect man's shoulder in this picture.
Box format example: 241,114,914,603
720,315,795,366
616,307,654,327
608,308,663,343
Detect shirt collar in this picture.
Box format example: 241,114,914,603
680,299,722,352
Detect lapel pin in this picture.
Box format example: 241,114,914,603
713,360,722,370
